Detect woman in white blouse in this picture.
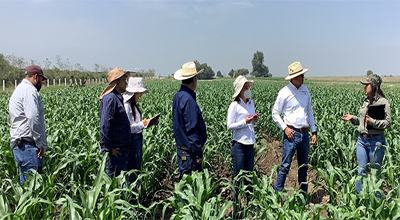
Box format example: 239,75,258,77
227,75,258,215
123,77,158,185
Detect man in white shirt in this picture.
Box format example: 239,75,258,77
272,61,317,196
9,65,48,185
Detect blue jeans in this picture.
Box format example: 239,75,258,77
356,134,385,198
12,141,43,185
177,147,202,180
127,133,143,184
102,147,128,178
275,130,310,193
231,140,254,204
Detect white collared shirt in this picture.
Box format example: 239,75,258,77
9,79,47,150
272,82,316,133
124,103,144,134
227,98,256,145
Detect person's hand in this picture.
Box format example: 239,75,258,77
365,115,371,124
196,157,204,164
111,148,121,157
37,147,44,159
342,114,354,121
311,133,317,146
245,116,253,124
253,113,259,123
284,127,295,141
142,119,150,127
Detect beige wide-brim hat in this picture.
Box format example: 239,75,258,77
99,67,130,100
123,77,148,103
233,75,254,98
174,61,204,80
285,61,308,81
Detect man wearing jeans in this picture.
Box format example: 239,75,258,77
272,61,317,195
172,61,207,180
9,65,48,185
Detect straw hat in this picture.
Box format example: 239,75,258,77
232,75,253,98
123,77,148,103
285,61,308,81
99,67,130,99
174,61,204,80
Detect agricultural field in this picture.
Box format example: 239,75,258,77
1,78,400,219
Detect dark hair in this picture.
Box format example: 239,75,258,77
129,94,142,121
368,84,385,105
233,95,240,102
182,76,196,85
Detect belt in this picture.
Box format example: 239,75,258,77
361,133,381,138
287,125,309,133
177,145,191,151
16,138,35,147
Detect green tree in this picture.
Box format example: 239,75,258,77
234,68,249,77
251,51,271,77
216,70,223,78
228,69,234,78
367,70,373,76
194,60,215,79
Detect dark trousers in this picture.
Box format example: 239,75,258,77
274,130,310,193
127,133,143,184
102,148,128,178
231,140,254,206
12,141,43,185
177,147,202,180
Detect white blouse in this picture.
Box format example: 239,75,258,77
227,98,256,145
124,103,144,134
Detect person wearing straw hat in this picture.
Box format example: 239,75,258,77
172,61,207,180
9,65,48,185
123,77,159,184
227,75,258,215
342,74,390,199
99,67,131,178
272,61,317,196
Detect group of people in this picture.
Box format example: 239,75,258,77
9,62,391,206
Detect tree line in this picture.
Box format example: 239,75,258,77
193,51,272,79
0,54,158,87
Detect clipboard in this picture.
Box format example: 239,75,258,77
368,104,385,120
367,104,385,130
145,113,160,129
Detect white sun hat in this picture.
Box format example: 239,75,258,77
232,75,254,98
123,77,148,103
174,61,204,80
285,61,308,81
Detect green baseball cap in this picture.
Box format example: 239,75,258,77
360,74,382,87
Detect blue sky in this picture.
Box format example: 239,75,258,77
0,0,399,77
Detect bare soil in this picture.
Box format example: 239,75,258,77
151,132,330,219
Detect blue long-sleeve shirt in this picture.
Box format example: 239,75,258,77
99,89,131,151
172,85,207,159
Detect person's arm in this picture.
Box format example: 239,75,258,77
100,96,116,145
367,100,391,129
23,91,44,149
272,91,287,131
307,93,317,134
307,93,317,146
124,103,145,133
227,102,247,131
349,116,360,125
183,100,203,160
